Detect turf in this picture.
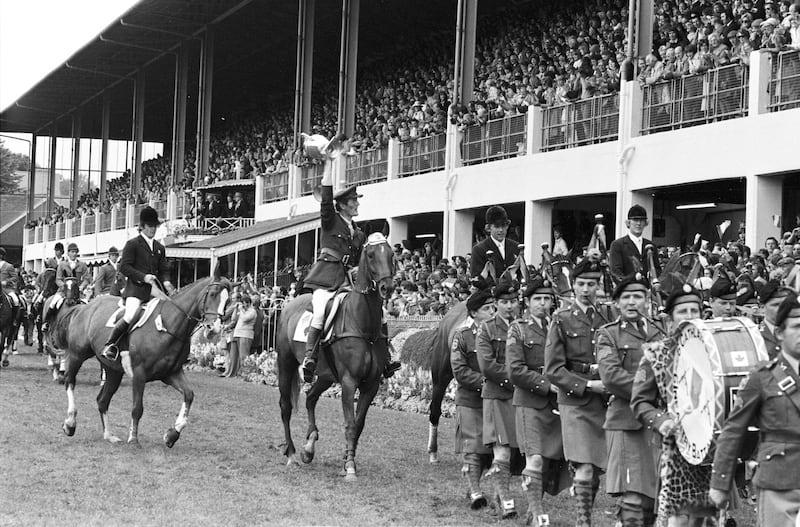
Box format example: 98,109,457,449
0,345,755,526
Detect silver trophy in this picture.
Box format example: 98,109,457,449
300,132,350,160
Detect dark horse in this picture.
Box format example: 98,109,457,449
0,291,19,368
51,269,230,446
277,232,394,481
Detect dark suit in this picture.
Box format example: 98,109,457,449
119,235,170,301
469,237,520,288
303,185,366,291
608,234,660,282
206,200,222,218
233,200,249,218
93,262,125,296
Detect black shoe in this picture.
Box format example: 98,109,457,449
301,357,316,383
383,361,401,379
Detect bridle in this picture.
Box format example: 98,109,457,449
358,236,395,298
161,279,230,333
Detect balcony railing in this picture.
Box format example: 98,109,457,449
769,49,800,112
398,134,446,177
541,93,620,151
70,217,80,236
115,208,126,230
176,192,190,218
57,221,65,239
463,114,527,165
345,147,388,186
299,163,324,197
98,213,111,232
641,63,749,135
262,170,289,204
198,217,255,233
85,215,96,235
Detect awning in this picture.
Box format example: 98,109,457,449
165,212,318,259
196,178,255,191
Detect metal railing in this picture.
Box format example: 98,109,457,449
462,114,527,165
115,208,127,230
345,147,388,186
46,223,56,241
176,193,190,218
198,217,256,232
35,227,42,243
398,134,446,177
153,200,167,219
541,93,620,151
262,170,289,203
769,49,800,112
641,64,749,135
70,217,81,236
56,221,65,239
84,215,96,235
299,163,324,197
98,213,111,232
25,228,32,245
133,203,147,225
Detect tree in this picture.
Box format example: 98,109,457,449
0,140,30,194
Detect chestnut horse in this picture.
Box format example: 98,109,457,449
53,269,230,447
277,232,395,481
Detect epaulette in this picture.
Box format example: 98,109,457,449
762,357,780,370
599,319,619,330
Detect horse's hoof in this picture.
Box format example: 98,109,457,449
300,449,314,464
428,452,439,464
344,472,358,482
104,434,122,444
62,423,76,437
286,455,301,467
57,372,65,385
1,359,8,367
128,439,142,449
164,428,180,448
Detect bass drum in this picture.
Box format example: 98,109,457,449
669,317,768,465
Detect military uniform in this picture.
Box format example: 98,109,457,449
760,321,782,358
477,313,517,448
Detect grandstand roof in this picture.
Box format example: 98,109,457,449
0,0,461,142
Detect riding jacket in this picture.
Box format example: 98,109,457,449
119,234,171,301
303,184,366,292
0,261,18,293
55,260,91,291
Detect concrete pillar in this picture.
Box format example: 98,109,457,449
172,44,189,190
387,138,400,180
748,50,772,116
745,173,783,250
71,113,82,208
337,0,360,136
210,248,218,276
294,0,315,147
459,0,478,103
48,129,57,215
526,107,542,155
388,217,409,248
131,70,145,197
447,209,473,259
126,206,135,229
65,219,73,238
195,27,215,187
628,81,644,138
526,200,553,265
288,164,299,199
27,135,38,222
167,190,178,220
100,92,110,202
255,171,264,206
111,208,118,230
80,215,87,236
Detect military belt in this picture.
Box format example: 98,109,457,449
320,247,350,266
566,360,596,374
760,431,800,444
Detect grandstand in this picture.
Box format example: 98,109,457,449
3,0,800,281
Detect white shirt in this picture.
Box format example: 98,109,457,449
628,232,643,254
491,236,505,260
141,233,155,252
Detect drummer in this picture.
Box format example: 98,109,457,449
708,270,739,319
630,284,720,525
758,280,794,359
596,273,661,526
710,293,800,526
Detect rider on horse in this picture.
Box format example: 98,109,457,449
101,206,172,366
41,243,91,328
300,148,400,383
0,246,20,315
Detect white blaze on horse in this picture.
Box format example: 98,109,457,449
51,266,230,447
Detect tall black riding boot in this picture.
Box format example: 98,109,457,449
301,327,322,383
101,319,130,360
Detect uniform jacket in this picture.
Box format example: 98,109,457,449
760,322,781,359
507,316,554,409
119,235,170,301
450,321,484,408
476,314,515,400
596,318,662,430
712,354,800,491
469,236,520,288
631,351,673,434
0,261,18,293
56,260,91,290
545,302,606,406
93,261,125,296
608,235,661,282
36,268,58,297
303,185,366,291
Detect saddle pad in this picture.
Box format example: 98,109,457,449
292,291,348,343
105,299,161,330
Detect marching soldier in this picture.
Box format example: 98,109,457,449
544,258,608,527
758,280,793,358
451,289,496,510
506,275,568,526
631,284,717,526
596,274,661,527
476,277,520,519
93,246,125,297
710,293,800,526
708,270,739,318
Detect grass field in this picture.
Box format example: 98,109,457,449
0,344,754,526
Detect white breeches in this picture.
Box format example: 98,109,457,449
123,297,141,323
51,291,64,310
5,291,20,306
310,288,335,329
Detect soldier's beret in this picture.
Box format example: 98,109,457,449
571,258,602,280
612,272,650,300
709,271,737,300
759,280,793,304
627,204,648,220
522,275,555,297
493,276,519,300
466,289,494,312
334,185,362,202
485,205,510,227
775,294,800,327
665,283,702,314
67,243,79,253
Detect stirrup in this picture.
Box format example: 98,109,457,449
102,344,120,362
383,361,401,378
301,357,316,383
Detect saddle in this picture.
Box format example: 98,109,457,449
293,291,349,344
105,299,163,340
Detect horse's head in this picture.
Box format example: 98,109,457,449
63,278,81,305
198,267,232,338
356,233,395,299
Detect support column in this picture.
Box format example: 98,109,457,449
254,244,259,276
388,217,409,248
27,135,38,222
526,107,542,156
294,0,315,146
234,250,239,279
48,129,57,215
526,200,553,265
172,43,189,189
748,50,772,116
460,0,477,103
131,70,145,197
294,233,300,269
209,248,218,276
100,92,110,202
745,174,782,250
196,27,215,188
447,209,473,259
71,113,82,208
273,241,280,287
337,0,360,136
386,138,400,180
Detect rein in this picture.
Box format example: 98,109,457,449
155,279,228,343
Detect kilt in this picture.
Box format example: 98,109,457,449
605,429,657,498
455,405,490,455
560,397,607,469
483,398,517,448
516,405,563,460
757,488,800,527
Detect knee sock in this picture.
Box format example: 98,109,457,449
573,479,594,527
619,499,644,527
491,460,513,503
522,469,544,523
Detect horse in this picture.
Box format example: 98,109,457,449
0,291,17,368
276,232,395,481
53,268,230,447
